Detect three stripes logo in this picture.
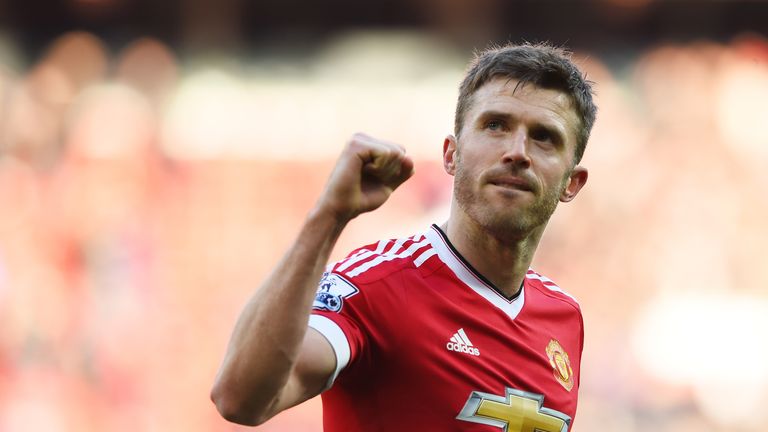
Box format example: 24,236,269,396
446,328,480,356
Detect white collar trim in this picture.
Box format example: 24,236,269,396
424,225,525,320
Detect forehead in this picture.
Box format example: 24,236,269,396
468,77,580,138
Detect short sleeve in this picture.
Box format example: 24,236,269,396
308,271,369,388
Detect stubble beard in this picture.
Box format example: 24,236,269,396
453,163,565,245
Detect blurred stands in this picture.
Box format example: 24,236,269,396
0,24,767,432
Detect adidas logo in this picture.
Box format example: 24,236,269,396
446,328,480,356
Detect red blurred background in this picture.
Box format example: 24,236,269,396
1,1,767,431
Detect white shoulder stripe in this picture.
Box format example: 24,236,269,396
334,249,372,272
335,240,389,272
385,237,407,256
525,272,579,304
413,248,437,267
344,238,431,277
526,272,556,285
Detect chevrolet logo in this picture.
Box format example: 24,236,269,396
456,387,571,432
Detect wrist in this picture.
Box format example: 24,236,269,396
306,204,352,236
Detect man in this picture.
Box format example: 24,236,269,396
211,42,597,431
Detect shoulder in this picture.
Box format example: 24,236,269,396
525,269,581,313
327,231,435,285
312,231,433,313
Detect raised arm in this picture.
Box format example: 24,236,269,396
210,133,414,426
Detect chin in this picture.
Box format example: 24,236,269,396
481,196,556,238
473,209,534,240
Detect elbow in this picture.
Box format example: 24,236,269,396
210,382,270,426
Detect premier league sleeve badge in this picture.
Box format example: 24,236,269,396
313,272,359,313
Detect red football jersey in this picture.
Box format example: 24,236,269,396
309,225,583,431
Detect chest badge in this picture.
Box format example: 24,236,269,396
546,339,574,392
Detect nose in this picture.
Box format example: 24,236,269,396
501,128,531,168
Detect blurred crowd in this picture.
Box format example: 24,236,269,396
0,31,767,431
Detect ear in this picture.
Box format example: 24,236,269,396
559,165,588,202
443,135,458,176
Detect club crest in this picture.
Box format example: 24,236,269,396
546,339,574,392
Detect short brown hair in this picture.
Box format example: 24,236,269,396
455,42,597,164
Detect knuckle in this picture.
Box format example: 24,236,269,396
349,132,371,145
346,137,360,149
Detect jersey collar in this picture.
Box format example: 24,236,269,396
425,224,526,320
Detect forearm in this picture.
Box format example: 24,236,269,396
211,206,347,423
211,133,413,425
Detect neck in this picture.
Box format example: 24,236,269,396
441,212,545,299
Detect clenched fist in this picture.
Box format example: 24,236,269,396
317,133,415,222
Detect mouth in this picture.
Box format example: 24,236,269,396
488,177,534,193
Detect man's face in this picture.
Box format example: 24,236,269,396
443,77,588,240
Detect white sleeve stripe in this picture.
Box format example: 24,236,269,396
308,315,351,389
525,272,579,304
335,240,387,271
334,239,390,271
413,248,437,267
335,249,374,272
345,239,431,277
385,237,406,255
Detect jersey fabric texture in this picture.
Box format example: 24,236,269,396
309,224,584,432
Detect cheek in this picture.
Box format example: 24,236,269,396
453,155,477,188
455,148,485,172
549,168,573,195
454,155,480,182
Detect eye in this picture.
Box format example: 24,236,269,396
486,119,504,131
530,127,556,144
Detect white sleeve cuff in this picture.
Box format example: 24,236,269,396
308,314,351,389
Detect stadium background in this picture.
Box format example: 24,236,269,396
0,0,767,430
